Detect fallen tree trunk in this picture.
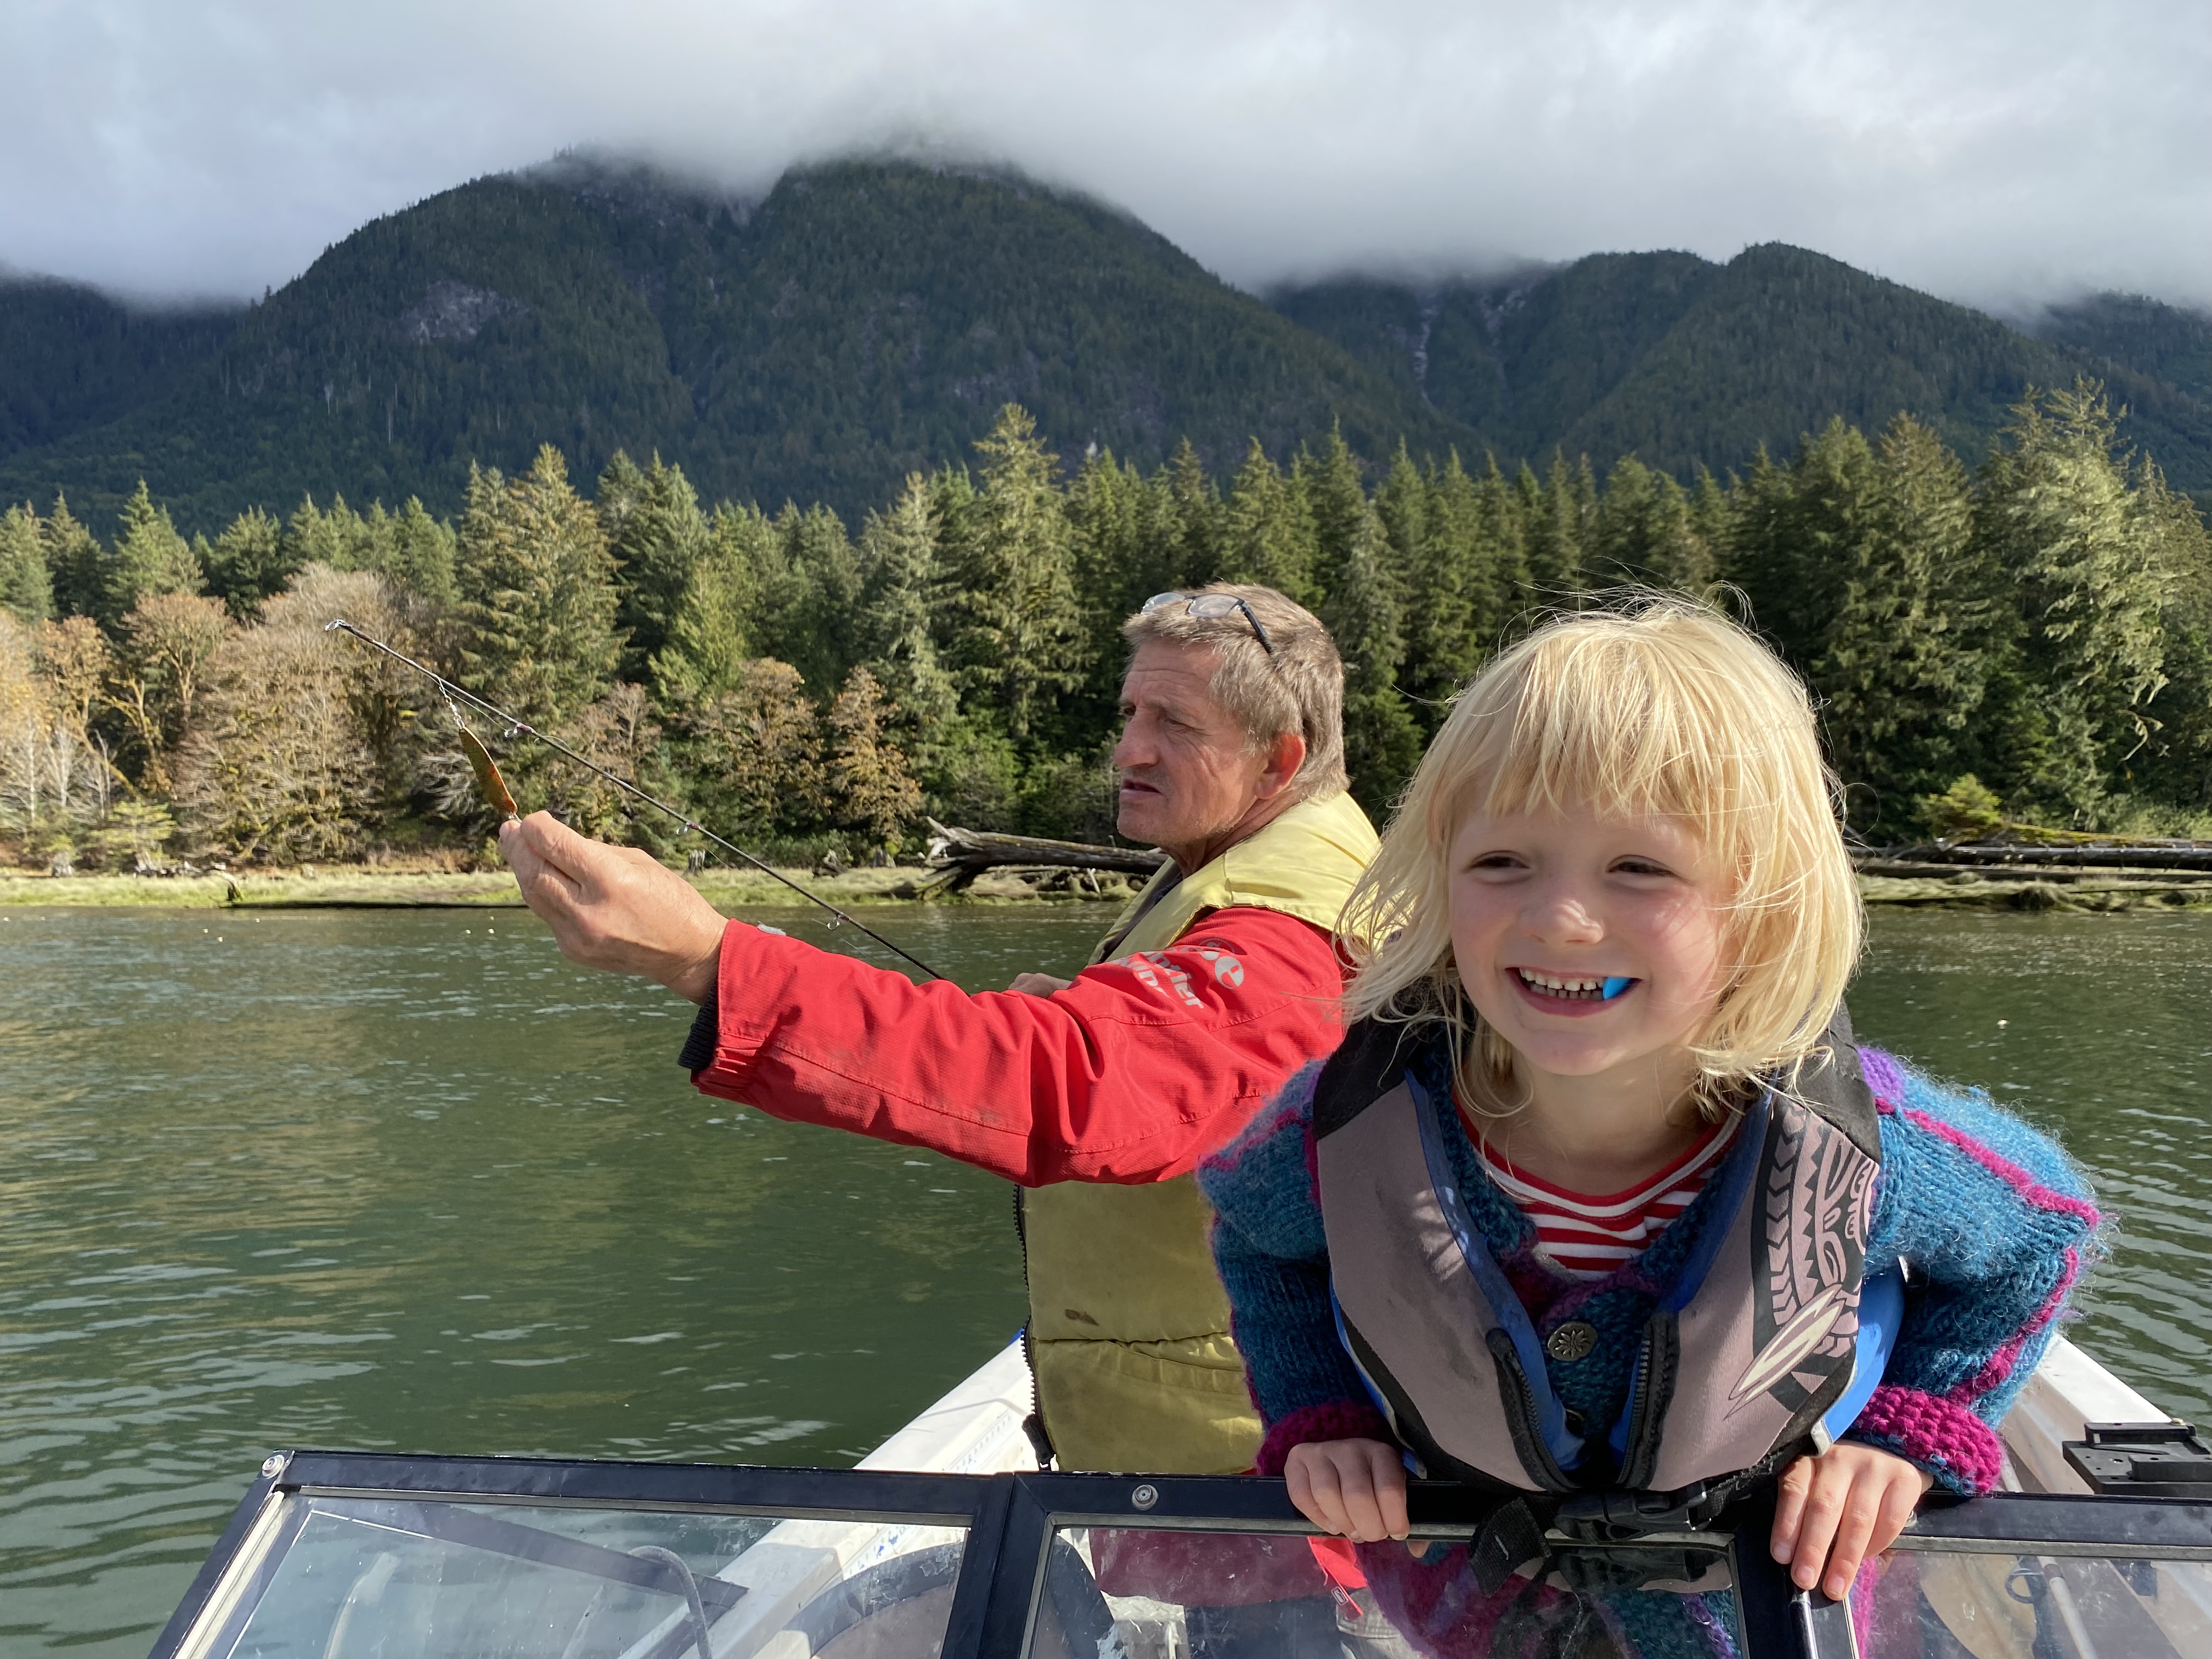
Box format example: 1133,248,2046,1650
1859,842,2212,874
919,820,1167,894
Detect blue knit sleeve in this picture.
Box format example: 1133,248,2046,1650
1198,1063,1376,1447
1850,1049,2103,1494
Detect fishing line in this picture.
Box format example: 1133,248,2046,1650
325,618,943,981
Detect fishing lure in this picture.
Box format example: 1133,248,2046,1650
454,716,521,821
325,618,941,981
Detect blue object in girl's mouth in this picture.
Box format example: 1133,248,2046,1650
1601,977,1634,1000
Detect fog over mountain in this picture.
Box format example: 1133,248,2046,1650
2,0,2207,313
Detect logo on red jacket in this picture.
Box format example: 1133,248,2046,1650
1108,950,1206,1008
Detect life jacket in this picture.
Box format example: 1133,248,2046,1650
1020,790,1380,1474
1312,1012,1897,1536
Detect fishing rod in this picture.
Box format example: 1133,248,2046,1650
324,618,944,981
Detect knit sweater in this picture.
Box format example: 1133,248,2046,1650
1198,1035,2102,1500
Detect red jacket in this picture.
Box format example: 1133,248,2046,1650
689,907,1348,1186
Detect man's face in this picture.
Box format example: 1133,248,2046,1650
1111,641,1272,851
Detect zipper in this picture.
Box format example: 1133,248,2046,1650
1013,1187,1057,1468
1620,1314,1676,1489
1487,1330,1578,1493
1621,1323,1658,1488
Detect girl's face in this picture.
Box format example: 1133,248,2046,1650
1448,802,1733,1088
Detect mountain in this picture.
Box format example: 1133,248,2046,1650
1271,249,2212,489
0,157,1462,532
0,276,239,459
2027,292,2212,409
2,155,2209,534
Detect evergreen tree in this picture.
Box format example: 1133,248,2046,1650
1468,457,1533,649
1066,449,1151,671
2134,472,2212,807
855,473,960,736
600,452,710,681
1324,500,1423,814
1298,427,1371,597
1976,383,2170,819
1390,450,1476,721
42,495,104,621
454,448,622,727
1807,417,1986,832
370,499,459,605
204,507,290,616
772,505,862,699
1728,432,1857,671
1163,438,1221,587
652,504,775,706
1688,466,1730,559
1217,439,1319,605
1523,453,1595,597
0,504,53,623
1588,456,1713,591
280,495,381,576
1373,443,1429,595
941,405,1087,741
99,482,203,629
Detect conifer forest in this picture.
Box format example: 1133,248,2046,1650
2,382,2208,875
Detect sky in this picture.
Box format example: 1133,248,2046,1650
2,0,2207,315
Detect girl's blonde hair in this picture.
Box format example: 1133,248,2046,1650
1341,595,1862,1115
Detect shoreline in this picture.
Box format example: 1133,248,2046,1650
0,865,1133,910
6,866,2212,913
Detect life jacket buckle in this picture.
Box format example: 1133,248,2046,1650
1554,1481,1726,1542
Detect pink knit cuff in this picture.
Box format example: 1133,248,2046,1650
1255,1401,1395,1477
1846,1384,2004,1495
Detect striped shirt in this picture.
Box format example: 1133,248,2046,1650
1472,1116,1739,1280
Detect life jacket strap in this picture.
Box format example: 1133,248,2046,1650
1466,1494,1553,1594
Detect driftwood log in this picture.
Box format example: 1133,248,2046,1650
1858,840,2212,876
914,820,1167,896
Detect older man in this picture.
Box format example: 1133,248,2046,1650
501,584,1378,1474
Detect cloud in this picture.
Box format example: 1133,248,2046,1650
2,0,2206,313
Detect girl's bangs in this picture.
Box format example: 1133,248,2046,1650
1446,629,1765,847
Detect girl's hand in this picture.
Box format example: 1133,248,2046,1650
1772,1444,1936,1599
1284,1438,1410,1542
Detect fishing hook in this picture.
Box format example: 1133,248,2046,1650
324,618,943,981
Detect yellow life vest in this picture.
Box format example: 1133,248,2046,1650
1020,790,1379,1472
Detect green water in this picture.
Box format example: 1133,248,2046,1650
2,905,2208,1653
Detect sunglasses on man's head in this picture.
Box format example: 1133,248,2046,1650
1141,591,1277,656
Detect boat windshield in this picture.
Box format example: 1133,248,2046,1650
153,1453,2212,1659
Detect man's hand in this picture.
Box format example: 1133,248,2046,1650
1007,972,1074,997
1772,1443,1935,1600
500,811,727,1002
1284,1438,1409,1543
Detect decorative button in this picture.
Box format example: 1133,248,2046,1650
1545,1321,1598,1363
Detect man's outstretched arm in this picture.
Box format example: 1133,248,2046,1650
500,812,1350,1186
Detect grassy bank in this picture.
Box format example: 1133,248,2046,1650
8,863,2210,913
0,864,1140,910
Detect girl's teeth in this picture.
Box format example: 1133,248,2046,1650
1516,968,1610,1000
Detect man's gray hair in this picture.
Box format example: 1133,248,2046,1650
1121,584,1349,802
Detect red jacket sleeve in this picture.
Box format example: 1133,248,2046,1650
690,906,1346,1186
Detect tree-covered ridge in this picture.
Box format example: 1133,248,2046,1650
0,157,1460,535
0,276,240,456
1273,247,2212,495
4,152,2210,535
3,388,2208,878
2031,292,2212,407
